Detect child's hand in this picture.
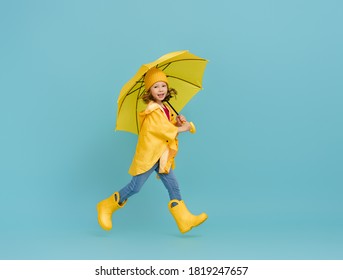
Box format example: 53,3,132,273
177,121,191,133
176,115,187,126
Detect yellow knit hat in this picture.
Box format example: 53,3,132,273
144,67,168,91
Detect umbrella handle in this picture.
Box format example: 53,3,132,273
189,122,196,134
167,101,196,134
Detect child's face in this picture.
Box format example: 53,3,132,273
150,81,168,104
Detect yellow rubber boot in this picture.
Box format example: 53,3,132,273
168,200,208,234
96,192,126,231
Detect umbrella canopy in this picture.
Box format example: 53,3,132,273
115,50,208,134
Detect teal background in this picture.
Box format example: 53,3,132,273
1,0,342,259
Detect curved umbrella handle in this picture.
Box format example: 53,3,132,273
189,122,196,134
167,101,196,134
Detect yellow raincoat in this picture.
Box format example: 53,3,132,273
128,101,179,176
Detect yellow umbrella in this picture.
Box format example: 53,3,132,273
115,50,208,134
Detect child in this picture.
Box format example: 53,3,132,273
96,67,207,234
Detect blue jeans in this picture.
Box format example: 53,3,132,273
118,162,182,203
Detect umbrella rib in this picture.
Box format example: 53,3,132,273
167,75,202,89
126,79,144,96
158,62,171,71
156,58,207,88
126,82,145,96
117,79,145,134
118,82,144,109
135,83,145,133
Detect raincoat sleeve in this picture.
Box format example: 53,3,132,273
145,112,178,142
139,102,178,141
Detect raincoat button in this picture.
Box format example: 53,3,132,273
166,140,169,142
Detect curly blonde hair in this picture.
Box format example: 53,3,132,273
141,87,177,104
